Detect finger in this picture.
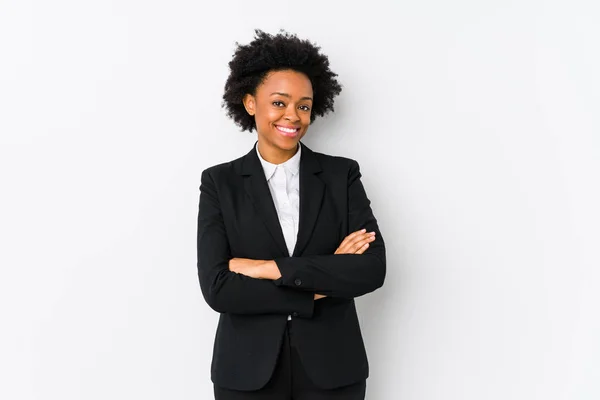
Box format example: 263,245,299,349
338,229,366,248
335,230,375,254
344,232,375,251
350,238,369,252
354,242,370,254
347,234,376,253
335,230,365,254
336,234,368,254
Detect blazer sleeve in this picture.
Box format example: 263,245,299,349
197,168,315,317
273,159,386,299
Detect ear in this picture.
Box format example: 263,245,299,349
242,94,256,116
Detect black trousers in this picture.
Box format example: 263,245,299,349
214,320,366,400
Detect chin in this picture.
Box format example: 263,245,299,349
280,138,302,150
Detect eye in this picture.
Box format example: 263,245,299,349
299,105,311,111
272,101,285,107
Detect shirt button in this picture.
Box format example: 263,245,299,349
294,278,302,286
292,311,299,317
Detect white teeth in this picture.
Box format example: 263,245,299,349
276,126,298,133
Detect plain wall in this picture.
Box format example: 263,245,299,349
1,1,599,399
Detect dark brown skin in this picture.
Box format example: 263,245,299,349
230,69,376,300
242,69,312,164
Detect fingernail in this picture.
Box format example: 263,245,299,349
361,228,366,232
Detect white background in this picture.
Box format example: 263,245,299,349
1,1,599,399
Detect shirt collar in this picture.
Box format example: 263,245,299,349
255,141,301,181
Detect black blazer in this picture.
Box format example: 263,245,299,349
197,140,386,391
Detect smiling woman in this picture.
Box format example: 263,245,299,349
197,29,386,400
242,70,314,163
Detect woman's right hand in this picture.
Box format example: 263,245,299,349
334,228,376,255
315,229,376,300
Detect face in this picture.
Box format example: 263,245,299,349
243,69,313,162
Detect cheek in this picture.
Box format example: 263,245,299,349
301,113,311,126
254,109,273,127
260,104,283,117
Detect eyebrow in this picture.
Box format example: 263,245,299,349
270,92,313,101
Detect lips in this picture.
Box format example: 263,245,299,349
275,125,300,137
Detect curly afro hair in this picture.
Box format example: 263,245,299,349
222,29,343,132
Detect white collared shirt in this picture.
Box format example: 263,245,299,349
255,142,301,258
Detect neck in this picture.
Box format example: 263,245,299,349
257,140,299,164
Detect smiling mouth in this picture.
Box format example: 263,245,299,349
275,125,300,136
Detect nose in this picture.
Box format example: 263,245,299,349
284,104,300,123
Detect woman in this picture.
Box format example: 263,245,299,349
197,29,386,400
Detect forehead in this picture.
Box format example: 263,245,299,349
256,69,313,97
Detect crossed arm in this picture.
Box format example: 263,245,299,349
197,160,386,317
228,228,377,296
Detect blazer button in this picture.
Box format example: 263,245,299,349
294,278,302,286
292,311,299,317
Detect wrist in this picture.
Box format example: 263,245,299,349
260,260,282,280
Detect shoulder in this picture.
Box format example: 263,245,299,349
200,152,246,182
308,147,361,177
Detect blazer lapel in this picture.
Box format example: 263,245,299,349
293,142,324,257
240,141,325,258
241,143,289,256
